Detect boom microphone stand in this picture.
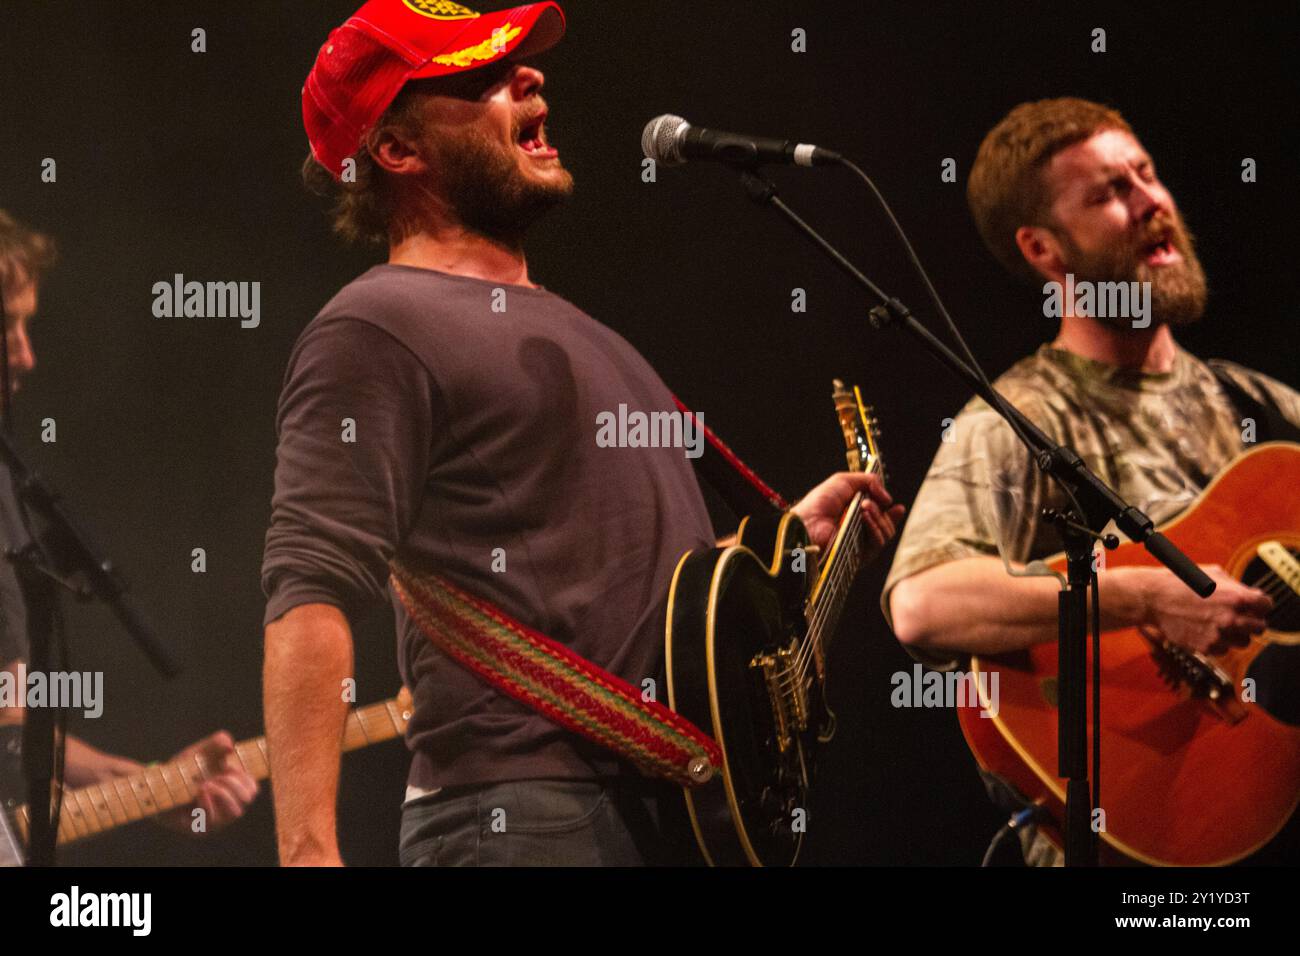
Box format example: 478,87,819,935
729,166,1215,866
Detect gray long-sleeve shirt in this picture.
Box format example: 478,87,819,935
262,264,715,791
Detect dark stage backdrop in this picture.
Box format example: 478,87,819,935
1,0,1295,865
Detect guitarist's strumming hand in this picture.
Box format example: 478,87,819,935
791,471,905,559
1141,564,1273,658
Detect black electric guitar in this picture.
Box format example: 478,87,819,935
665,380,884,865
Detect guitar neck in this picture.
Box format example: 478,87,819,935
811,381,884,653
805,486,869,651
10,695,411,851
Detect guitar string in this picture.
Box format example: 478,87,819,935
1256,579,1297,609
782,495,1297,699
1254,581,1292,613
1253,573,1296,600
797,503,862,673
1250,567,1290,592
1259,590,1297,616
791,494,861,675
802,529,862,675
774,497,863,696
1244,547,1299,598
787,500,867,688
785,569,1296,707
1247,565,1299,616
784,537,1298,701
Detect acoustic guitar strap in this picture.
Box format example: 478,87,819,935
390,397,784,789
1211,365,1300,445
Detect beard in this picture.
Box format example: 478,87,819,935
1056,208,1208,330
420,123,574,247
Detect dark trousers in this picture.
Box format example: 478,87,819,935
398,776,702,867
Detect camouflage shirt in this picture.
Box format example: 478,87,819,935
881,342,1300,671
879,342,1300,866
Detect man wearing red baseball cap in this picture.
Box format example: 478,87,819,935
262,0,902,867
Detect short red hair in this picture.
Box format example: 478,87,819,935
967,97,1132,283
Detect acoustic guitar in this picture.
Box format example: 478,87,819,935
0,688,412,866
665,380,883,865
957,442,1300,866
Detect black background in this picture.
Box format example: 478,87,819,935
1,0,1296,865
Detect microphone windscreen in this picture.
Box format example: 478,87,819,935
641,114,687,165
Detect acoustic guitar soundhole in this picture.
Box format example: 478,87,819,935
1240,548,1300,634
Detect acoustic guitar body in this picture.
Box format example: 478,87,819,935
959,442,1300,866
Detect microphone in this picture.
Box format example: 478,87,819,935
641,114,840,169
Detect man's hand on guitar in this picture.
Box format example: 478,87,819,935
1142,564,1273,657
156,732,260,835
791,471,905,558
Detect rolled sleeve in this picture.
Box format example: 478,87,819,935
880,398,1047,667
261,316,438,627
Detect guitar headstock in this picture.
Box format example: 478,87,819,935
831,379,884,478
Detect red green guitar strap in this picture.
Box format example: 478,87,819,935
672,395,789,515
389,399,781,789
390,562,722,788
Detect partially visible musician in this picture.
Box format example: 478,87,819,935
0,209,258,843
881,99,1300,865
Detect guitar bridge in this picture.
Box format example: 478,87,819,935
751,639,810,752
1142,628,1246,724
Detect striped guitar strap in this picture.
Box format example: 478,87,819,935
390,396,783,789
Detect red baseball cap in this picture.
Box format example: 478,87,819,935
303,0,566,180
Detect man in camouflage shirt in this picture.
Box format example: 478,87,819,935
881,98,1300,865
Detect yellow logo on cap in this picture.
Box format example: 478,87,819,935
402,0,480,19
430,24,522,67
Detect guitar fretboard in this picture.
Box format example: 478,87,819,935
810,379,881,653
805,491,867,652
11,695,410,850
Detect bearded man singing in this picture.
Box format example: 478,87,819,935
883,97,1300,865
261,1,903,867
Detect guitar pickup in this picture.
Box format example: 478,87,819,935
750,639,810,752
1259,541,1300,601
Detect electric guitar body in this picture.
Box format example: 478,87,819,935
666,381,881,865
